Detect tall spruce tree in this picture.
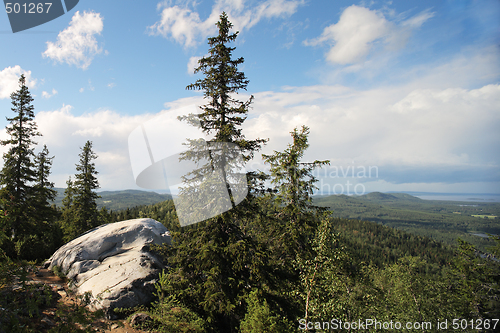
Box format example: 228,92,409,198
59,177,76,242
163,13,271,333
62,141,100,241
260,126,330,325
32,144,61,256
185,12,266,154
179,11,266,219
0,74,43,258
33,145,57,220
262,126,329,257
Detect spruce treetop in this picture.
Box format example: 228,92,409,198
74,140,100,195
263,125,330,214
0,74,40,204
186,12,266,158
2,74,40,146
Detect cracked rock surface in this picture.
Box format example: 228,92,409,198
44,218,171,312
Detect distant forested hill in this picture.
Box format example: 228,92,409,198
313,192,500,251
102,197,455,269
53,188,172,211
50,189,500,251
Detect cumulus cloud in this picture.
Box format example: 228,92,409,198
42,88,58,99
148,0,303,47
240,47,500,193
0,46,496,193
187,55,202,75
0,66,36,99
304,5,434,65
43,11,104,70
24,105,155,189
242,82,499,193
0,99,206,190
0,77,496,192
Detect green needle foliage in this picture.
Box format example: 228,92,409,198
0,75,60,260
0,74,40,252
240,290,287,333
262,125,330,258
60,140,101,241
73,141,100,228
185,11,266,154
156,12,275,333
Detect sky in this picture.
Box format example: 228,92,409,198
0,0,499,195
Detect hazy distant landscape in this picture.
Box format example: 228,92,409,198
53,188,172,211
53,188,500,252
314,192,500,251
399,192,500,203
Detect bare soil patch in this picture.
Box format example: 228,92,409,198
26,267,147,333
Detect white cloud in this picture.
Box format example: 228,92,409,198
107,82,116,88
402,9,435,28
0,66,37,99
239,47,500,192
43,11,104,70
0,75,496,192
242,82,499,193
187,55,202,75
0,45,496,193
42,88,58,99
27,105,155,190
304,5,434,65
149,5,208,48
148,0,303,48
79,87,85,93
0,100,206,190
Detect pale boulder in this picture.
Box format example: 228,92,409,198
44,218,171,313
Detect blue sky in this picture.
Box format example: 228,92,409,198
0,0,499,194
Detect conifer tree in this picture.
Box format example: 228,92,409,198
180,11,267,215
0,75,60,259
33,145,57,221
59,177,76,242
262,125,329,257
185,12,266,154
63,141,100,240
62,176,75,211
32,145,61,255
163,13,271,332
0,74,40,244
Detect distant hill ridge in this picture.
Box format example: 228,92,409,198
360,192,423,201
53,188,172,211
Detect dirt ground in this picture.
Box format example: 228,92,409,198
29,267,147,333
